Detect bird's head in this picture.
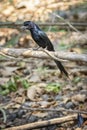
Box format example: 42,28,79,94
21,21,35,30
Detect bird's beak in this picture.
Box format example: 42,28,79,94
21,26,27,30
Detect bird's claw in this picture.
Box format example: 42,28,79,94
32,46,40,50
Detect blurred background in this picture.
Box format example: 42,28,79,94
0,0,87,22
0,1,87,129
0,0,87,49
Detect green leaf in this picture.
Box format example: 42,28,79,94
73,77,81,83
7,77,17,91
46,82,62,93
0,89,10,95
21,79,30,89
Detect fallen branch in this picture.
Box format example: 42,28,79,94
0,22,87,27
71,68,87,73
0,22,87,31
0,52,17,59
0,47,87,62
21,107,87,114
4,114,77,130
0,107,7,123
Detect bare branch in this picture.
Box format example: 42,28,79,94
21,107,87,115
52,13,79,32
52,13,87,41
0,47,87,62
4,114,77,130
0,107,7,123
0,22,87,27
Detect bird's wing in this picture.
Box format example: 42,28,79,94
38,31,54,51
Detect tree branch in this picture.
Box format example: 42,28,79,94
21,107,87,114
0,47,87,62
4,114,77,130
0,22,87,27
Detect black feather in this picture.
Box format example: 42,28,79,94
23,21,69,77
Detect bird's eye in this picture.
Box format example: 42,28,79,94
24,23,28,26
24,21,30,26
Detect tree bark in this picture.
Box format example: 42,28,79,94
0,47,87,62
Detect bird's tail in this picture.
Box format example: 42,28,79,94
54,60,68,78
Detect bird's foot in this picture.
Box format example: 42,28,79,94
44,46,48,50
32,46,40,50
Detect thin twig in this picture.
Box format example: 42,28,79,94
4,114,77,130
14,101,87,115
0,52,17,59
21,106,87,115
0,107,7,123
52,13,87,41
40,48,65,61
52,13,79,32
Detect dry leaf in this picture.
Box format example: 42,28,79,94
27,85,43,101
72,94,86,103
33,111,48,117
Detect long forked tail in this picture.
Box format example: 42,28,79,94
54,60,68,77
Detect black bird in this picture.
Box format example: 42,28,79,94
22,21,68,77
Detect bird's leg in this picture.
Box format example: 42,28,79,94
44,46,48,50
32,46,40,50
